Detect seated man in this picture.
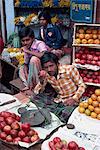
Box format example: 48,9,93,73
33,52,86,122
18,26,47,92
38,10,66,59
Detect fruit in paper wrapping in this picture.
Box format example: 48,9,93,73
79,34,85,39
85,34,90,40
81,39,87,44
75,38,81,44
92,29,98,34
94,39,100,44
88,39,94,44
79,29,85,34
86,29,92,34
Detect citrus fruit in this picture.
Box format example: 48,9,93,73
83,102,88,108
91,94,97,101
94,107,100,114
97,96,100,102
85,109,91,116
91,112,97,119
78,107,85,113
92,101,99,107
88,105,94,112
97,114,100,120
79,102,84,107
88,98,93,104
95,89,100,96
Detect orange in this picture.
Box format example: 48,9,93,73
85,109,91,116
83,102,88,108
88,39,94,44
92,34,98,39
97,114,100,120
85,34,90,40
79,29,85,34
78,107,85,113
79,102,84,107
75,38,81,44
92,101,99,107
88,105,94,112
88,98,93,104
91,94,97,101
91,112,97,119
86,29,92,34
94,107,100,114
95,89,100,96
94,39,100,44
97,96,100,102
79,34,85,39
82,39,88,44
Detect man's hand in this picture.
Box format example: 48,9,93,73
39,70,47,84
63,97,78,106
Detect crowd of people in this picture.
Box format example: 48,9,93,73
0,10,86,122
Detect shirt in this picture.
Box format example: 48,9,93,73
38,24,65,49
24,39,47,64
34,64,86,103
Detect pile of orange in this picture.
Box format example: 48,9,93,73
75,28,100,44
78,89,100,120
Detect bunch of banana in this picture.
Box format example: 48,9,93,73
14,16,22,25
14,0,20,7
42,0,53,7
51,15,58,24
24,13,37,26
59,0,70,7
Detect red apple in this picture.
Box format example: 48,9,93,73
15,115,20,122
11,113,17,119
81,54,87,59
27,129,37,137
54,141,63,149
31,134,39,142
94,72,99,76
83,77,88,82
49,141,55,149
18,130,26,139
21,123,30,133
75,53,81,59
1,111,11,118
10,129,18,138
13,137,21,144
68,141,79,149
22,136,31,143
80,60,85,65
0,116,5,122
5,117,15,125
53,137,61,144
87,54,93,60
0,132,7,140
6,135,13,142
11,122,20,130
0,121,6,130
93,56,98,61
95,51,100,56
3,125,11,134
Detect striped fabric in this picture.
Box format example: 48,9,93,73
34,64,86,103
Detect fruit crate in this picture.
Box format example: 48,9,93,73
73,23,100,47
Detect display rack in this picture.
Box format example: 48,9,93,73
72,23,100,88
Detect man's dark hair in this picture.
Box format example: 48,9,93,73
19,26,35,39
40,52,59,67
38,10,51,24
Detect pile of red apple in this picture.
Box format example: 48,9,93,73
75,48,100,66
79,69,100,84
0,111,39,144
48,137,85,150
82,86,96,97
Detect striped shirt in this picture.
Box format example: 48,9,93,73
34,64,86,103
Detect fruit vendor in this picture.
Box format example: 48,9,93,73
38,10,66,59
18,26,47,92
33,52,86,122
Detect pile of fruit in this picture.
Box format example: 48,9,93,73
78,89,100,120
75,47,100,66
0,111,39,144
82,86,97,97
48,137,85,150
79,69,100,84
75,27,100,45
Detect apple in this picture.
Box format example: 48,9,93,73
81,54,87,59
31,134,39,142
21,123,30,133
27,129,37,137
83,77,88,82
94,72,99,76
3,125,11,134
93,56,98,61
75,53,81,59
0,121,6,130
91,60,97,65
93,79,99,83
55,141,63,149
68,141,79,149
22,136,31,143
15,115,20,122
13,137,21,144
6,135,13,142
0,116,5,122
10,129,18,138
53,137,61,144
87,54,93,60
0,132,7,140
18,130,26,139
11,122,20,130
80,60,85,65
5,117,15,125
1,111,12,118
48,141,55,149
95,51,100,56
